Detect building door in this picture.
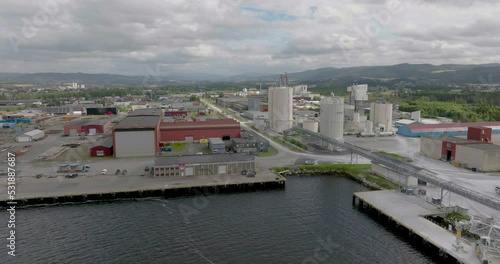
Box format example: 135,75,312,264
70,129,77,136
185,167,194,176
218,165,226,174
89,128,97,135
446,150,452,161
185,136,194,143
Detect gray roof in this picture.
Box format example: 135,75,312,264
461,144,500,151
69,120,91,126
208,137,224,144
155,153,254,166
114,116,159,128
128,108,162,116
95,137,113,148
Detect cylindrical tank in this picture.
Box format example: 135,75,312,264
303,119,319,133
353,112,360,123
319,97,344,139
373,103,393,131
268,87,293,133
366,120,373,133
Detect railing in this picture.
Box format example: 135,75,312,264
286,127,500,211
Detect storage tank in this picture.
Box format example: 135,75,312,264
353,112,360,123
366,120,373,133
320,97,344,139
303,119,319,133
372,103,393,131
268,86,293,133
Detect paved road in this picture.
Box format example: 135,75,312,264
200,99,369,171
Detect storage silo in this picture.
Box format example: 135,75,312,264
303,119,319,133
268,86,293,133
373,103,393,132
320,97,344,139
366,120,373,133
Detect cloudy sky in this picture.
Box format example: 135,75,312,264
0,0,499,76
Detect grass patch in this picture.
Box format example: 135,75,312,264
169,142,186,151
284,164,398,190
375,151,413,162
257,146,278,156
446,212,470,222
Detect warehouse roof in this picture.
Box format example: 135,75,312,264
114,116,160,128
69,120,91,126
93,137,113,148
208,137,224,144
405,122,500,132
160,119,240,129
461,144,500,151
24,129,44,137
154,153,254,166
85,118,111,126
128,108,162,117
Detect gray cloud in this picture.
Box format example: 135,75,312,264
0,0,499,75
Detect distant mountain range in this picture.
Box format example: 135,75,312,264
1,63,499,85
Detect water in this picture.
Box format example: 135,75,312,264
2,176,436,264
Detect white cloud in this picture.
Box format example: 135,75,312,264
0,0,499,74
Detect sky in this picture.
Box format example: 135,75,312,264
0,0,499,76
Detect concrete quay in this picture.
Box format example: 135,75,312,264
0,172,285,207
353,190,488,264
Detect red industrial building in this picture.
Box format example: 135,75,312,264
64,119,112,135
160,119,241,142
164,110,187,117
90,138,113,157
421,127,493,161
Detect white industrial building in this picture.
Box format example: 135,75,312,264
302,119,319,133
347,84,368,111
369,103,393,133
113,109,161,158
268,86,293,133
15,129,45,142
455,144,500,172
320,96,345,139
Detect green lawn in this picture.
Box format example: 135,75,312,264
257,146,278,156
169,142,186,151
375,151,413,162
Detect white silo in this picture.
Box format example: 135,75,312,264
320,97,344,139
303,119,319,133
373,103,393,132
268,86,293,133
366,120,373,133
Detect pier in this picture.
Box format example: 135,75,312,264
353,190,484,264
0,172,285,207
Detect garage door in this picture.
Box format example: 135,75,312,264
185,136,194,143
70,129,77,136
185,167,194,176
218,165,226,174
89,128,97,135
115,130,155,157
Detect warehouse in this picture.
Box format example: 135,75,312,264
153,153,255,178
420,127,492,161
63,119,112,136
455,144,500,172
208,138,226,153
15,129,45,142
230,130,269,153
113,108,161,158
398,121,500,137
90,138,113,157
160,119,240,142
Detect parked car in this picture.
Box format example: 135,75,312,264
101,169,107,175
35,174,43,179
496,186,500,195
196,152,203,155
115,169,121,175
121,170,127,175
305,160,315,165
144,166,150,172
241,170,247,175
65,173,78,178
